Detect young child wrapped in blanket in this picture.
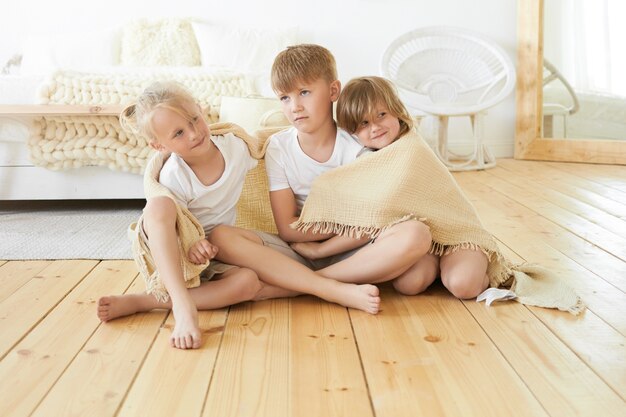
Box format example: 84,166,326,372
290,76,489,299
292,76,583,315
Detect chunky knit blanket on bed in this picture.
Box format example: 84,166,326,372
292,132,584,315
28,69,255,173
132,122,263,302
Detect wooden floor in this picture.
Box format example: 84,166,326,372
1,159,626,417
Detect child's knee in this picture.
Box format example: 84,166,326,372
209,225,248,246
392,273,432,295
231,268,262,300
397,220,432,256
208,225,230,245
442,272,488,299
144,197,176,221
143,198,177,231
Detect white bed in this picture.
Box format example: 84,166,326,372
0,18,295,200
0,69,259,200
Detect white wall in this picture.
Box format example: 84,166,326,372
0,0,518,156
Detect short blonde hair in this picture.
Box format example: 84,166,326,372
120,81,200,142
271,44,337,93
337,76,413,138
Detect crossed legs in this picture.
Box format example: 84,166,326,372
209,226,381,314
98,198,296,349
316,219,432,284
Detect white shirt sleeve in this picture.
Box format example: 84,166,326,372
244,142,258,172
227,132,258,172
265,136,291,191
158,155,191,207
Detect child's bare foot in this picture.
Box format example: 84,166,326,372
328,283,381,314
170,304,202,349
97,295,144,322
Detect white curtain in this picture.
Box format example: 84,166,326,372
545,0,626,97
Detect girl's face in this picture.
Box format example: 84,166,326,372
354,105,401,149
149,105,211,158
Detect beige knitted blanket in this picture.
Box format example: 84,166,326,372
132,122,262,302
292,132,584,314
29,69,255,173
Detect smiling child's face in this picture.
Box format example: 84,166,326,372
354,105,401,149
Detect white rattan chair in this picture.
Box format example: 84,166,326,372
381,26,515,171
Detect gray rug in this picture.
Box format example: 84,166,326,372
0,200,144,260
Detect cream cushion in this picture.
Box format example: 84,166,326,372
191,21,297,72
120,19,200,66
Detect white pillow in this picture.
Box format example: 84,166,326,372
120,18,200,67
191,21,297,73
19,27,120,75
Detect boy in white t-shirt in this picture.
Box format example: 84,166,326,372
97,82,293,350
210,45,432,306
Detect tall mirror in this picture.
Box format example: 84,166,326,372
515,0,626,164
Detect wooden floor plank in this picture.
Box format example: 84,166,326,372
455,172,626,334
473,170,626,263
202,299,289,417
498,159,626,218
30,277,168,417
351,286,548,417
1,159,625,417
501,159,626,205
485,165,626,293
0,261,137,417
463,299,625,415
457,174,626,398
496,237,626,401
457,170,626,295
0,260,52,302
0,260,98,359
547,161,626,193
492,163,626,239
118,307,228,417
291,297,373,417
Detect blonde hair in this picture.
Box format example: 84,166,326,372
271,44,337,93
120,81,200,142
337,76,413,139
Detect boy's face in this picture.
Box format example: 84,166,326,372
149,106,211,158
354,105,400,149
276,78,340,135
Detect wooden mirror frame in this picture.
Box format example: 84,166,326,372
515,0,626,164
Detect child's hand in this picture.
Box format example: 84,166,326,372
290,241,324,260
188,239,218,264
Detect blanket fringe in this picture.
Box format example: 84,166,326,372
290,214,417,240
428,240,497,262
146,274,170,303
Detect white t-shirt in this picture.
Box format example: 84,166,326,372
265,126,363,212
158,132,257,234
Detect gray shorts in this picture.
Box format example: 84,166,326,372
251,230,364,270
